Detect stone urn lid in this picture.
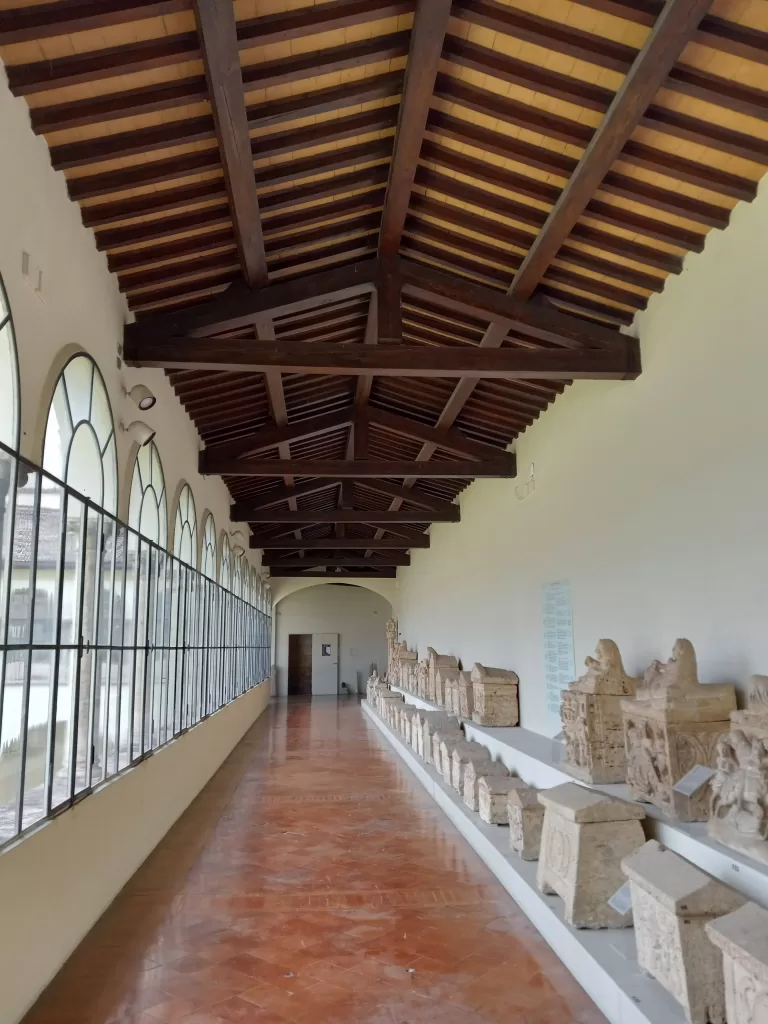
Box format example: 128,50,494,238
622,840,743,917
706,902,768,974
537,782,645,823
508,784,541,809
452,740,492,762
477,773,521,796
470,664,519,687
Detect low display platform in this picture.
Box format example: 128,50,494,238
390,685,768,906
362,699,680,1024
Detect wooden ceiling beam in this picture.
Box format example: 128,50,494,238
126,259,378,340
242,509,459,524
356,479,458,514
509,0,716,302
379,0,453,255
366,406,514,463
259,535,424,550
231,480,343,516
192,0,267,288
200,410,354,467
124,338,640,379
214,460,515,479
267,568,398,578
264,555,410,567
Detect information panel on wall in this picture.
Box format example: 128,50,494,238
542,581,576,723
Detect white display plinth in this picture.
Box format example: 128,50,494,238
362,700,682,1024
389,686,768,907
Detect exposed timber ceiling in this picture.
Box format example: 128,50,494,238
2,0,767,580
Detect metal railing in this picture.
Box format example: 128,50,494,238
0,440,271,849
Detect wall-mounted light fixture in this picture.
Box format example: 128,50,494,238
230,529,246,556
121,420,156,447
123,383,156,410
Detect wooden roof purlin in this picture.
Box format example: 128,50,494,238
4,0,768,578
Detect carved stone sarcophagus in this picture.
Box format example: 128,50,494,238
474,773,520,822
622,840,743,1024
458,670,474,719
537,783,645,929
561,640,639,784
707,902,768,1024
396,642,418,693
450,740,493,797
428,649,458,705
435,664,460,710
471,664,519,727
709,675,768,866
508,785,544,860
621,639,736,822
385,619,398,683
422,713,460,765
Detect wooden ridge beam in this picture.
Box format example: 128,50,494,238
241,509,459,524
200,410,353,467
267,568,398,578
213,460,515,478
509,0,716,302
366,406,514,463
257,536,426,550
379,0,453,254
124,338,640,379
193,0,267,287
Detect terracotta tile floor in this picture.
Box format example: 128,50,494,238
23,699,607,1024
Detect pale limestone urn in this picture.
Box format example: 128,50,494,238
458,670,475,719
464,760,510,813
508,784,544,860
396,641,418,693
537,782,646,929
476,774,523,823
561,639,639,784
421,712,459,765
450,739,491,794
620,639,736,822
431,721,462,770
709,675,768,866
707,902,768,1024
428,649,458,705
471,664,519,727
416,658,429,701
622,840,743,1024
439,733,466,784
435,664,460,711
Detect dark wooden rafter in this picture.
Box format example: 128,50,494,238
268,569,398,578
379,0,453,255
218,459,514,478
192,0,267,287
241,509,460,524
509,0,717,302
199,409,353,467
264,555,410,566
257,536,426,550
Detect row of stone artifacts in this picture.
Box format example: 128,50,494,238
366,672,768,1024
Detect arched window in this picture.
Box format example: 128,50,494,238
0,276,20,451
220,533,232,590
232,553,244,599
128,440,167,546
251,567,260,607
201,513,217,579
43,355,117,513
173,484,197,568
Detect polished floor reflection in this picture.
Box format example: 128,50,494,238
23,699,606,1023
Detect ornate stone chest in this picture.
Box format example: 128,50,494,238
475,774,520,823
422,713,459,765
396,643,418,694
450,740,491,795
508,785,544,860
432,722,462,770
471,664,519,727
458,670,474,719
561,639,639,784
537,783,646,929
428,649,458,705
464,760,509,812
709,675,768,866
622,840,743,1024
707,902,768,1024
385,619,398,684
621,639,736,822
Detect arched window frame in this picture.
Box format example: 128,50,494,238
128,440,167,547
42,353,117,513
220,533,232,590
201,513,217,579
0,274,20,453
173,483,198,568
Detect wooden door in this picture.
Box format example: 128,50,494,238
288,634,313,696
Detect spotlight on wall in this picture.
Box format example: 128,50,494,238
123,383,156,410
121,420,156,448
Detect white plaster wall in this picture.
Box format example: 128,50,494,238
275,583,392,695
397,176,768,737
0,682,271,1024
0,65,261,573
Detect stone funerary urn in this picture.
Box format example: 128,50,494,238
620,639,736,822
560,639,639,784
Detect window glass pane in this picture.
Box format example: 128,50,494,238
0,649,27,842
90,374,113,450
0,318,19,451
130,443,167,547
62,356,93,428
22,649,56,832
67,424,103,506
